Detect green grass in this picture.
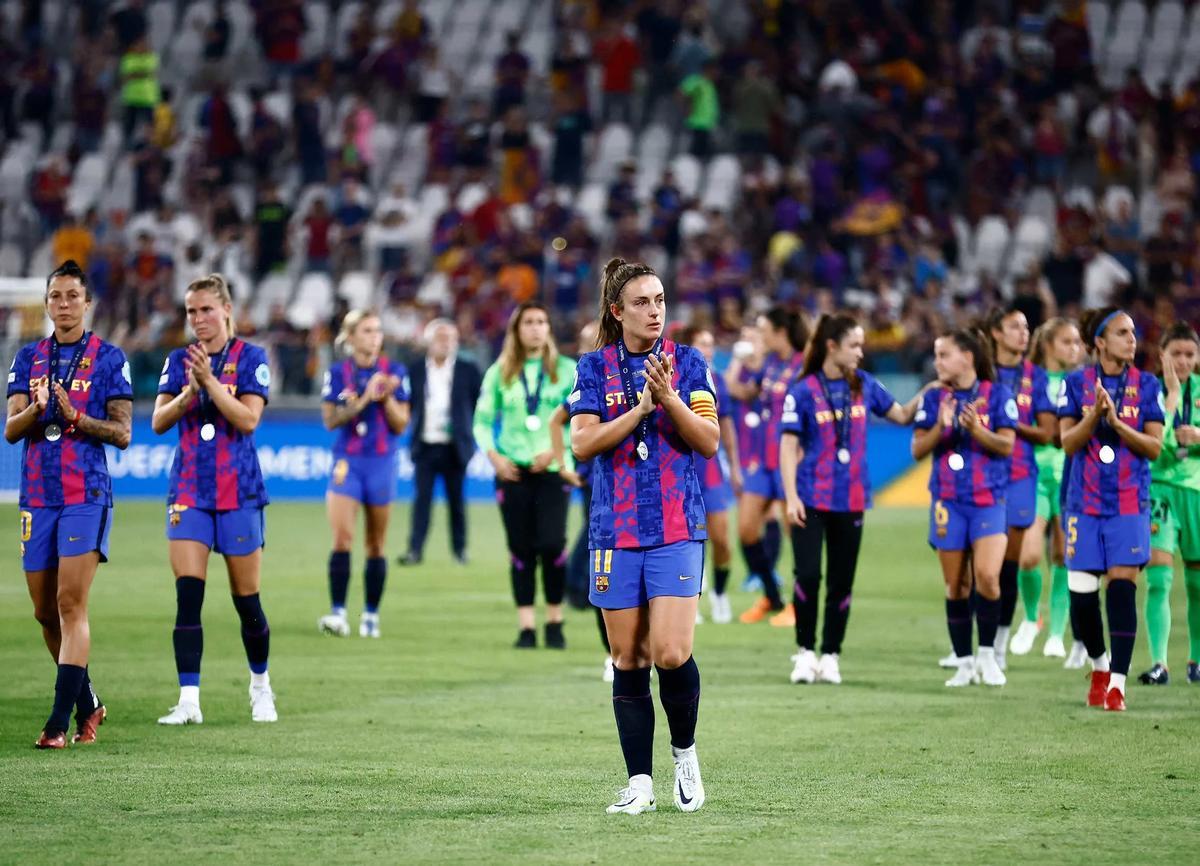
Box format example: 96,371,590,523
2,503,1199,865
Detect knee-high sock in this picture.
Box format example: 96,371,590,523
946,598,972,658
1106,579,1137,677
1144,564,1173,666
713,566,730,595
540,548,567,605
656,656,700,750
612,667,654,778
1018,567,1043,623
976,595,1000,649
1048,564,1070,639
1186,567,1200,662
232,593,270,675
46,664,87,735
1070,588,1107,660
743,540,782,606
764,519,782,571
328,551,350,611
75,666,101,719
510,551,536,607
364,557,386,613
173,576,205,687
998,559,1019,627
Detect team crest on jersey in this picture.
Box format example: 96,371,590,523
223,363,238,376
255,363,271,386
594,574,609,593
79,356,91,370
168,503,188,526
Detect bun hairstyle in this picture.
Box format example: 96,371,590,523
1029,317,1076,367
764,305,810,353
1079,305,1124,349
595,257,658,349
1159,321,1200,349
46,259,92,300
945,326,996,382
335,308,379,356
185,273,237,335
800,313,862,393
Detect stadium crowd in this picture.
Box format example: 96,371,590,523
1,0,1199,399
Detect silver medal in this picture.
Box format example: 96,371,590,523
1099,444,1116,464
200,423,216,441
837,447,851,465
744,412,761,429
760,409,771,421
355,421,368,437
636,440,649,461
947,452,965,472
525,415,542,432
1177,447,1189,462
44,423,62,443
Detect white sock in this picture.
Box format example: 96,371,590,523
1092,653,1110,672
672,743,696,758
331,605,346,617
995,626,1010,648
978,647,995,658
629,773,653,794
1109,672,1126,693
179,685,200,706
250,671,270,689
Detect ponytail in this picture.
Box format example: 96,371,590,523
1029,317,1076,367
764,305,809,353
946,327,995,382
594,257,658,350
800,313,862,393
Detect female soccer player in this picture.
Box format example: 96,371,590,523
677,325,739,624
570,258,719,815
1017,318,1084,659
780,314,926,684
318,309,410,639
152,274,277,725
475,302,578,649
1140,324,1200,685
1059,306,1163,711
6,260,132,748
983,307,1057,665
913,328,1017,687
726,307,808,623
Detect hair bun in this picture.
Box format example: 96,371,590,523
603,257,627,280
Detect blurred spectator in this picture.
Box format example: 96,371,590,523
30,157,70,238
52,214,96,270
731,61,779,160
1081,241,1131,310
293,79,327,186
20,45,56,145
111,0,148,53
493,32,531,118
301,196,333,273
72,66,108,154
253,183,290,278
550,90,592,190
332,180,370,274
498,107,537,204
1087,94,1136,184
249,88,285,182
414,44,455,124
594,18,641,126
120,36,160,143
152,86,179,151
257,1,306,85
201,0,232,87
457,98,493,176
679,60,719,158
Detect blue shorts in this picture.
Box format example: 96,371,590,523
743,466,784,501
928,500,1007,551
589,540,705,609
328,454,395,506
1006,476,1037,530
1064,512,1151,572
20,504,111,571
702,478,732,513
167,504,265,556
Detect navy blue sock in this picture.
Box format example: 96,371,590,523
713,566,730,595
764,520,782,570
1106,580,1137,676
329,551,350,610
612,666,654,778
75,667,101,720
364,557,386,614
946,598,972,657
1070,588,1107,659
46,664,86,735
743,540,782,606
232,593,270,675
999,559,1019,627
173,576,205,687
976,595,1000,648
656,656,700,750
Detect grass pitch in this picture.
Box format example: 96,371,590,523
1,502,1198,865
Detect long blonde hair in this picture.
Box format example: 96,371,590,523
595,257,658,349
1030,317,1076,368
335,308,380,356
498,302,561,385
185,273,236,336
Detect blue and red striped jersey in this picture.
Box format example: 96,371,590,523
158,339,271,511
780,370,897,512
8,334,132,507
568,339,714,549
915,380,1018,506
697,361,733,490
756,350,805,471
732,365,764,472
996,359,1055,482
1059,365,1163,516
321,356,411,457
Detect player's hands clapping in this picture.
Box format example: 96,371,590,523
642,353,675,410
185,344,216,390
1091,384,1113,421
365,372,393,402
52,383,79,423
959,400,980,432
33,381,50,412
937,392,956,429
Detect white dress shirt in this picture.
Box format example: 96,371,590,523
422,355,455,444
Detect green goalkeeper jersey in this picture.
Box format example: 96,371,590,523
474,355,577,473
1152,372,1200,491
1034,369,1068,480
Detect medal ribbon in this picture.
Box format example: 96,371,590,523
519,360,546,418
616,337,662,456
45,332,91,425
817,373,853,456
951,379,982,455
198,339,234,430
1094,363,1128,451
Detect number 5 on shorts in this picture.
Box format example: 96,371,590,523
19,510,32,542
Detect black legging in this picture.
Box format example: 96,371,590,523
498,468,571,606
791,509,864,655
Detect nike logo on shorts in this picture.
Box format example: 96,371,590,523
68,536,80,541
679,575,693,581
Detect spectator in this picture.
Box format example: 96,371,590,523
413,44,455,124
1087,93,1136,183
120,36,160,143
594,18,641,126
248,88,285,182
258,0,305,85
152,86,179,151
201,0,232,87
605,161,638,221
52,213,96,270
71,66,107,154
252,183,290,278
20,45,56,145
493,31,530,118
332,179,370,274
392,0,430,55
301,196,333,273
679,60,720,158
1032,102,1068,189
457,98,493,176
30,157,70,239
494,250,539,303
111,0,148,53
497,107,537,204
293,79,327,186
1081,240,1131,310
731,60,779,160
365,206,416,274
198,84,243,185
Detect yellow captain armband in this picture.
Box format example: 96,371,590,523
690,391,718,422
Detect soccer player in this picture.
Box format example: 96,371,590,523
725,307,808,624
1140,324,1200,685
318,309,410,639
6,260,132,748
1058,306,1164,711
913,328,1017,687
779,314,926,684
982,307,1058,665
152,274,277,725
475,303,578,649
1019,318,1084,660
570,258,719,815
677,325,739,624
727,324,769,592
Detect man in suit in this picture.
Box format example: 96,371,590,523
399,319,483,565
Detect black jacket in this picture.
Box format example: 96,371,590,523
407,355,483,465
